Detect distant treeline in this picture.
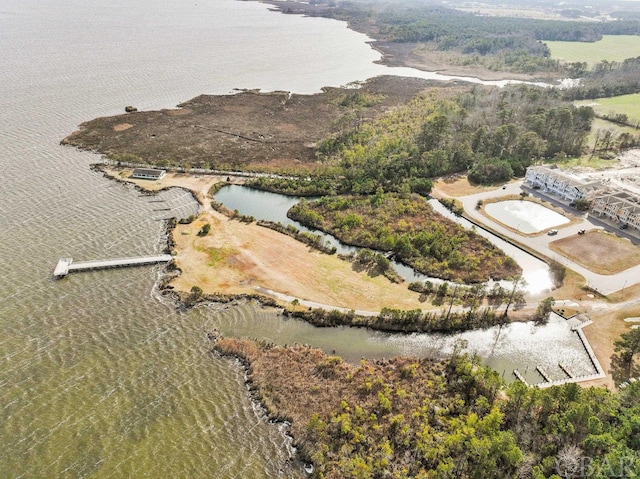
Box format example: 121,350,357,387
306,1,640,74
377,6,639,46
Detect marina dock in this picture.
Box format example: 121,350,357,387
53,254,173,278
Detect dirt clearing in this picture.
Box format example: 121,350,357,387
171,211,431,312
550,230,640,274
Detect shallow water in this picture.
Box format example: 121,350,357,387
0,1,586,476
428,200,555,294
0,1,404,476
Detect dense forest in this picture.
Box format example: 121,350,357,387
562,57,640,100
214,338,640,479
288,193,521,282
281,0,640,75
376,6,640,47
248,84,594,195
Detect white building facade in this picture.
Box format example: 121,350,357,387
524,166,602,203
592,192,640,231
525,166,640,232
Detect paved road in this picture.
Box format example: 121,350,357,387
457,181,640,296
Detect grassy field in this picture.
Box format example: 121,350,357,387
577,94,640,125
545,35,640,65
171,211,436,312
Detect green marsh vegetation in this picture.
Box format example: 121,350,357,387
214,337,640,479
288,192,521,283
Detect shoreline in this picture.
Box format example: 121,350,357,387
98,165,536,326
93,164,631,389
93,165,512,313
259,0,558,84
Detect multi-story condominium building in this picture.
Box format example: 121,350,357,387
524,166,603,203
525,166,640,232
592,192,640,231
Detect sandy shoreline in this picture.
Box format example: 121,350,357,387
102,166,435,312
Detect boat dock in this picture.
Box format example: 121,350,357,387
53,254,173,278
512,369,530,387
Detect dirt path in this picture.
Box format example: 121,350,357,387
110,167,640,389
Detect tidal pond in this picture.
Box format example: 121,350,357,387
485,200,570,234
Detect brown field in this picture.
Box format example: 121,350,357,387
171,211,432,312
608,281,640,302
432,175,498,198
113,123,133,132
63,76,436,173
102,167,434,310
550,230,640,274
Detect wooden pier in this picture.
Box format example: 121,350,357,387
53,254,173,278
536,365,552,383
513,369,530,387
558,362,574,379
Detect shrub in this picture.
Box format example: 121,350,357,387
197,223,211,236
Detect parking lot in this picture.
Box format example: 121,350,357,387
458,181,640,296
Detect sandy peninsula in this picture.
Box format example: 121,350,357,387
105,167,433,312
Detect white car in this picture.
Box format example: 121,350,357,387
547,229,558,236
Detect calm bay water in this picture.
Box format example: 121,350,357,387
0,1,395,476
0,1,584,477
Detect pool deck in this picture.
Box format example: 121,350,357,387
457,181,640,296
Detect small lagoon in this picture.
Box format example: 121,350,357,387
215,185,555,293
485,200,570,234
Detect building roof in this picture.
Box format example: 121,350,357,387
132,168,165,177
526,166,604,197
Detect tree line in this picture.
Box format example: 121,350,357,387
305,1,640,75
248,84,593,195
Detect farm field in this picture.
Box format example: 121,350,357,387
577,93,640,125
545,35,640,65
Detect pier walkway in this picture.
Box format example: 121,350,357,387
54,254,172,278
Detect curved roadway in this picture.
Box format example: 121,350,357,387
457,181,640,296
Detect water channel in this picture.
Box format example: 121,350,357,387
0,0,584,476
214,184,556,293
212,185,597,384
